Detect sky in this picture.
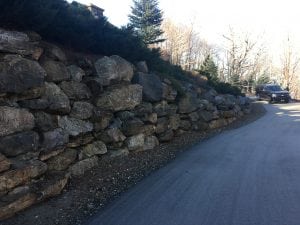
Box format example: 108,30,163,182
68,0,300,63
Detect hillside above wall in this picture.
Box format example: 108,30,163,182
0,28,251,220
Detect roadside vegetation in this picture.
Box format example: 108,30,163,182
0,0,244,96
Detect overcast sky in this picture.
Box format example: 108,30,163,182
68,0,300,63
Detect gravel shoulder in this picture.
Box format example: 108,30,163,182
2,102,266,225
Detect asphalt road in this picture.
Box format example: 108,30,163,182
87,103,300,225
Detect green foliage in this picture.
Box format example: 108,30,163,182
0,0,189,83
129,0,164,44
199,55,219,83
256,73,271,85
212,82,244,96
198,56,243,96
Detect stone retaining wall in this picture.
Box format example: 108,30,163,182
0,28,251,220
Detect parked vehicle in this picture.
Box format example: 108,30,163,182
255,84,290,103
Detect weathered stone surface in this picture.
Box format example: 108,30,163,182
178,94,198,114
108,118,122,129
134,102,153,116
42,42,67,61
0,160,47,193
158,129,174,142
59,81,91,100
192,121,209,131
40,128,69,151
47,149,77,171
110,55,134,82
0,29,38,56
0,154,10,173
0,193,37,220
169,114,181,130
221,110,236,118
35,173,69,202
107,148,129,158
143,136,159,151
58,116,93,136
41,60,70,82
162,83,177,102
94,55,134,86
142,113,158,124
84,77,103,96
67,65,85,82
0,55,45,94
67,134,94,148
133,72,163,102
154,101,175,117
70,102,94,120
34,111,57,132
82,141,107,158
96,84,143,111
126,134,145,151
121,118,145,136
136,61,149,73
39,149,65,162
43,82,71,114
143,125,156,136
203,89,218,102
155,117,170,134
0,131,39,157
70,156,99,176
189,112,199,122
179,120,192,130
198,110,214,122
99,128,126,143
0,106,35,137
209,119,228,129
92,109,113,132
19,98,49,110
116,111,135,121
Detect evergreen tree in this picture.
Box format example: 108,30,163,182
129,0,164,45
199,55,219,83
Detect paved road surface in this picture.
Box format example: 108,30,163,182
87,103,300,225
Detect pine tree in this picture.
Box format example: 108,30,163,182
129,0,164,45
200,55,219,83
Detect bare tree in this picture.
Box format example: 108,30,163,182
159,18,216,71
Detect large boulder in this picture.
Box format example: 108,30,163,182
162,83,177,102
136,61,148,73
153,101,177,117
0,29,39,56
126,134,145,151
143,136,159,151
0,106,35,137
96,84,143,111
43,82,71,114
0,55,45,94
133,72,163,102
99,128,126,143
178,93,198,114
59,81,91,100
67,65,85,82
34,111,58,132
82,141,107,158
121,118,145,136
94,55,134,86
0,160,47,193
70,156,99,176
92,109,113,131
47,149,77,171
41,42,67,62
0,131,39,157
70,102,94,120
40,128,69,152
41,60,70,82
58,116,93,136
0,154,10,173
